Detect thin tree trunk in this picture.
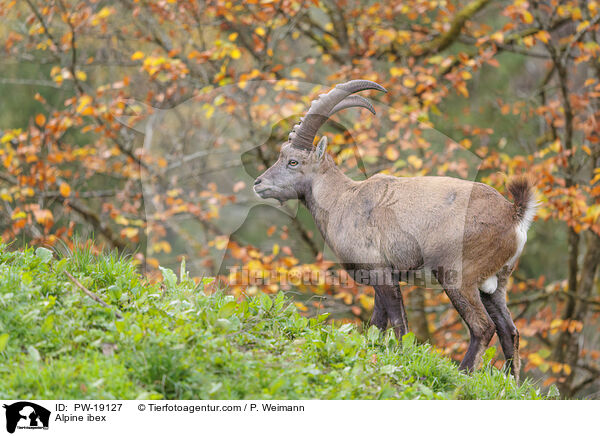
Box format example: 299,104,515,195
409,288,432,343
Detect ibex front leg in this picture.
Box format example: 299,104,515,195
370,290,388,331
373,284,409,338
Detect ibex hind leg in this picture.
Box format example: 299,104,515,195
480,266,521,382
435,270,495,372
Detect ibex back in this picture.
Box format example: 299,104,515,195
254,80,537,382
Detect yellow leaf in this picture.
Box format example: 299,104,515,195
121,227,139,239
214,236,228,250
214,95,225,106
11,211,26,220
1,132,15,143
22,187,34,197
577,20,590,32
390,67,403,77
358,294,374,310
204,104,215,119
76,95,92,113
290,67,306,79
522,10,534,24
384,146,399,161
228,32,238,42
491,32,504,43
407,155,423,170
131,51,144,61
75,70,87,81
272,243,279,256
97,7,112,19
35,113,46,126
59,182,71,197
230,48,241,59
528,352,544,366
255,27,266,36
246,259,263,271
403,77,416,88
152,241,172,254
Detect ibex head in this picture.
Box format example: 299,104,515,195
254,80,386,203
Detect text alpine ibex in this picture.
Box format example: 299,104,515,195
254,80,537,381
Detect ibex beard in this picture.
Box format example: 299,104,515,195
254,80,538,383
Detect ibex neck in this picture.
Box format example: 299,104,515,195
302,161,355,220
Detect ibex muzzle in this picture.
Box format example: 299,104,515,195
255,80,537,382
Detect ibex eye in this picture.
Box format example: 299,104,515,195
288,160,298,167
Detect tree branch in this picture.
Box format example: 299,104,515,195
412,0,492,56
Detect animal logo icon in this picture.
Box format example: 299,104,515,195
3,402,50,434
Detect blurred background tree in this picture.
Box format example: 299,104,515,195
0,0,598,398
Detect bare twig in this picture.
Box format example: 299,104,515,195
63,270,123,319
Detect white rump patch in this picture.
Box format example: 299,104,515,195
508,193,539,267
479,275,498,294
507,224,528,267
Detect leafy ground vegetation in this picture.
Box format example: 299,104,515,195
1,0,599,397
0,244,555,400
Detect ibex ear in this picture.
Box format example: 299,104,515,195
315,136,328,160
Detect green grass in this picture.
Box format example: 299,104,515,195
0,243,555,399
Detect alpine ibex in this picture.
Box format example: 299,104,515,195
254,80,537,381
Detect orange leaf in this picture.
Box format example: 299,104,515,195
534,31,550,44
294,302,307,312
33,209,53,225
35,114,46,126
59,182,71,197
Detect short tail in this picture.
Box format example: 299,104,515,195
507,175,538,231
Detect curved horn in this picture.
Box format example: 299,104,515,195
289,80,386,149
328,95,375,117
